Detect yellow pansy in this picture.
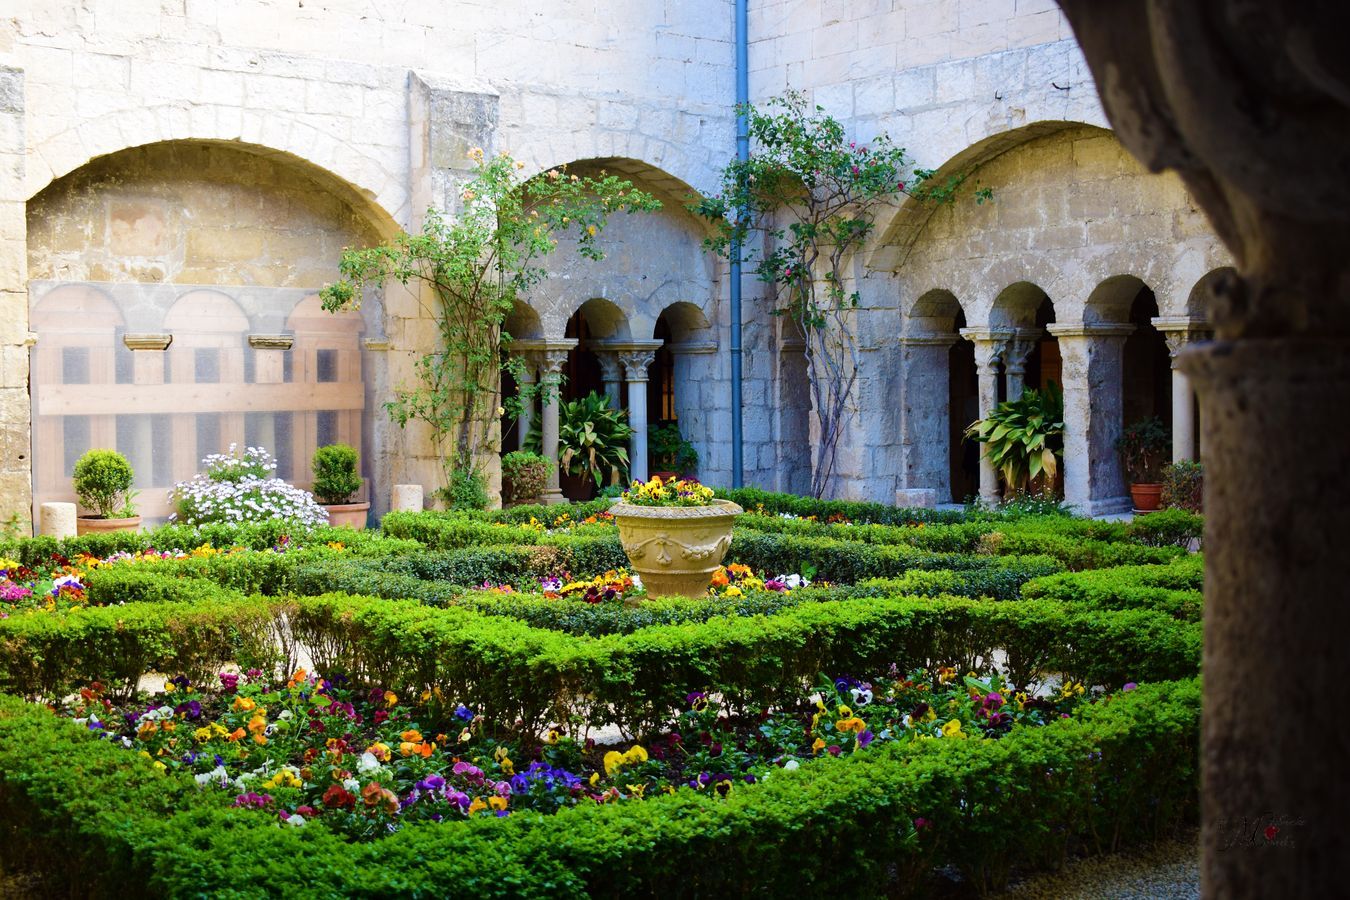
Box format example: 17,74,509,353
941,719,965,739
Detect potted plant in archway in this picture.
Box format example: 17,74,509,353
964,384,1065,499
72,449,140,534
611,477,742,597
312,443,369,528
648,420,699,482
1116,417,1171,512
526,391,634,501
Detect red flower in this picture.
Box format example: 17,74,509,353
322,784,355,810
1264,825,1279,842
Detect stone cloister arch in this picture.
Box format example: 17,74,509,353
505,157,720,500
873,121,1230,512
25,139,399,523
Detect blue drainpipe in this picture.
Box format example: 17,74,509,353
730,0,748,488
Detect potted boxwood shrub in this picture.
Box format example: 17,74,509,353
1115,417,1171,512
311,443,369,528
72,448,140,534
610,477,741,598
648,420,699,482
500,450,549,506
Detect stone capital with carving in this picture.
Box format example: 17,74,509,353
595,351,624,384
959,327,1012,374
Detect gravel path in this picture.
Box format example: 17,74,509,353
999,832,1199,899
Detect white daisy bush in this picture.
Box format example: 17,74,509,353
168,445,329,528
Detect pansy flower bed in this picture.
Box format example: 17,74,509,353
58,662,1108,841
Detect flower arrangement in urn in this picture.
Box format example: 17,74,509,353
610,477,741,597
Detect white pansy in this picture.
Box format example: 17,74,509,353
782,759,800,770
284,814,307,827
358,752,381,773
343,778,361,793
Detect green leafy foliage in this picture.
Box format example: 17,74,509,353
1161,460,1203,512
525,391,633,487
320,152,659,498
310,443,363,505
965,384,1065,496
72,449,136,519
692,92,981,498
1116,416,1171,483
647,420,698,474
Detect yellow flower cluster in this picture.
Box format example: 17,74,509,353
621,476,715,507
602,744,649,776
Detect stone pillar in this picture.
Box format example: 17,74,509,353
514,353,538,448
595,352,623,410
619,348,657,484
1152,318,1210,463
390,484,423,512
1049,323,1134,516
959,329,1009,504
1053,5,1350,893
39,502,76,540
898,335,958,503
1003,330,1039,401
536,344,573,505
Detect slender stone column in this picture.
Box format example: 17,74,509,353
1003,329,1039,401
1152,317,1210,463
1048,323,1134,516
595,352,623,409
514,354,538,447
536,341,576,505
959,329,1009,504
619,348,658,483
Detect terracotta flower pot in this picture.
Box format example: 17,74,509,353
75,515,142,535
611,499,742,598
322,501,370,529
1129,483,1164,512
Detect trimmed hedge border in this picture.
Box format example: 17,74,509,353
0,678,1200,898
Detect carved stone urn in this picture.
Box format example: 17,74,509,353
610,499,743,598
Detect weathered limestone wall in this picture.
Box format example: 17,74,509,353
27,142,381,286
0,66,29,531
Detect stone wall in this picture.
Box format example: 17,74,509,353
0,1,1240,520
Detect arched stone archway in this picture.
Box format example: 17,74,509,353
26,140,395,522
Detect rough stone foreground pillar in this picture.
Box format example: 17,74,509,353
1049,323,1133,516
960,328,1008,505
536,343,574,505
1185,337,1349,893
619,348,657,484
39,502,76,539
1053,3,1350,894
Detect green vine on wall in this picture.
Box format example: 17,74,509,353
321,151,659,503
693,92,986,498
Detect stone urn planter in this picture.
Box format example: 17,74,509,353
75,515,142,536
611,499,742,598
322,501,370,529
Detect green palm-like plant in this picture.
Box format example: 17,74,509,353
525,391,635,487
965,383,1065,495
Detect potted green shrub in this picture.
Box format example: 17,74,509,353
1115,417,1171,512
648,420,699,482
611,477,742,597
72,449,140,534
964,384,1064,499
311,443,369,528
526,391,634,501
500,450,549,506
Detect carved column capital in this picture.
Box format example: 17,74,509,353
959,327,1012,374
1003,329,1040,375
618,349,657,382
595,351,623,383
